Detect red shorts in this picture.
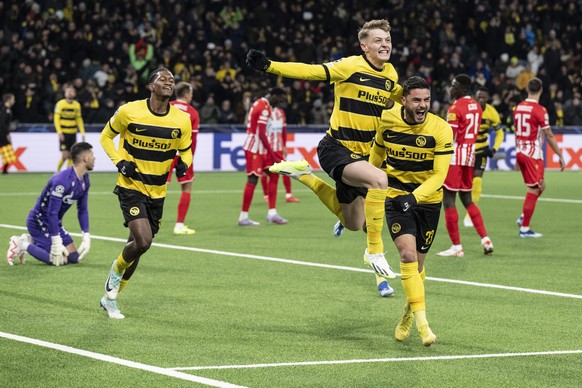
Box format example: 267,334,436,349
245,151,267,176
516,153,544,187
443,164,474,192
166,155,194,184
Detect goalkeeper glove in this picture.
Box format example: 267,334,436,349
246,49,271,71
77,232,90,261
50,235,69,266
116,160,138,178
175,156,188,178
392,193,417,212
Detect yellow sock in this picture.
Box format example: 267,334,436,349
298,174,344,224
365,188,386,254
118,279,129,293
113,253,133,274
56,158,64,172
400,262,425,313
375,274,386,286
472,176,482,206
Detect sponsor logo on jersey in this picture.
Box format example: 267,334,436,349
387,147,428,160
357,90,388,105
132,138,171,150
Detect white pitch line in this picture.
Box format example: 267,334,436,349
1,223,581,299
170,350,582,371
0,332,246,388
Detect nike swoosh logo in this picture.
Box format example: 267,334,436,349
373,217,383,220
105,275,113,292
135,128,147,132
421,246,430,250
385,135,398,139
359,77,370,82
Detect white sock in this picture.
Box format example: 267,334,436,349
520,227,530,232
175,222,184,229
285,193,292,198
267,208,277,217
239,211,249,221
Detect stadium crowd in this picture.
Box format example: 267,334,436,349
1,0,581,126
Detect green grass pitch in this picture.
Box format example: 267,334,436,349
1,170,581,387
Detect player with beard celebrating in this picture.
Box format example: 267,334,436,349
369,76,453,346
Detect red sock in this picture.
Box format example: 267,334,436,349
283,175,292,195
260,175,268,196
466,203,488,238
242,182,256,212
268,174,279,209
522,192,539,228
177,192,191,223
444,207,461,245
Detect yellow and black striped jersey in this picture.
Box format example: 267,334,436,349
100,99,192,199
54,99,85,135
476,103,504,151
371,103,454,204
268,55,402,156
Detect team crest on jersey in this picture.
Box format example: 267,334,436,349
385,79,393,91
391,223,401,234
52,185,65,197
261,109,269,118
130,207,140,216
447,112,456,121
415,136,427,147
171,129,180,139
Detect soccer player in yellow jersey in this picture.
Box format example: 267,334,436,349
54,84,85,171
369,76,454,346
247,19,402,296
464,86,504,227
98,67,192,319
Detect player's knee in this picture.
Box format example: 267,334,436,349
133,237,152,254
369,171,388,189
399,248,417,263
67,251,80,264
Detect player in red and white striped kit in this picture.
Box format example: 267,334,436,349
239,88,288,226
261,106,300,205
514,78,565,238
437,74,494,257
167,82,200,235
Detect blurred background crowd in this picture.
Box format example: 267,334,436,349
1,0,581,127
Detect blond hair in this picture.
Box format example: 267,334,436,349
357,19,391,42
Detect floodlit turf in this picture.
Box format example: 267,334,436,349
1,170,581,387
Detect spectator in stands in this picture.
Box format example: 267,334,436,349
199,96,221,124
218,99,237,124
563,92,582,125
